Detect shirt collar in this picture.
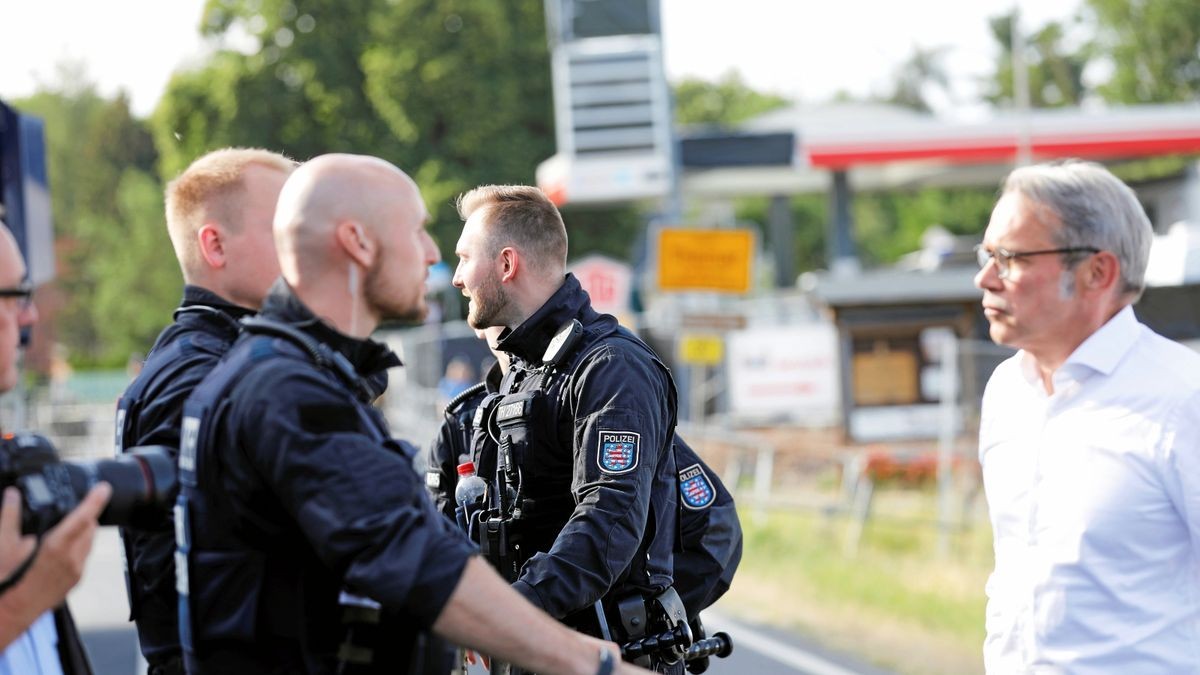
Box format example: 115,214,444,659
1017,304,1140,387
496,273,592,363
259,278,402,376
1062,304,1140,376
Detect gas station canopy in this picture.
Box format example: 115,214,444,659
538,101,1200,204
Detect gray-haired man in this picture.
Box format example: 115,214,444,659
975,160,1200,673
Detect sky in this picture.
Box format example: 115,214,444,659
0,0,1085,118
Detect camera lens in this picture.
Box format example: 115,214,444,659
17,446,178,535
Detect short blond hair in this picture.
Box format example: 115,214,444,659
165,147,296,277
456,185,567,271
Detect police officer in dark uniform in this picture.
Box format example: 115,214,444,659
452,186,683,670
426,334,741,623
670,437,741,621
426,331,505,520
177,154,649,675
115,148,295,675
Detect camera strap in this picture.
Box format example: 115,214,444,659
0,537,41,596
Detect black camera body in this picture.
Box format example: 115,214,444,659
0,431,178,535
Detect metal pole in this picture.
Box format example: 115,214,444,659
1011,7,1033,166
828,170,859,275
936,336,959,556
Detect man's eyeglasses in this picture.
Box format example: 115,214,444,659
0,281,34,310
974,245,1100,280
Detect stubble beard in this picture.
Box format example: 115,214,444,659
467,273,509,330
365,257,427,324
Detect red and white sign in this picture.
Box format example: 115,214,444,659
728,324,840,425
569,255,632,317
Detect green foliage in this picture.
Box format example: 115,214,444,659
15,74,175,368
734,195,827,274
884,46,950,112
733,188,995,273
1088,0,1200,103
85,171,182,364
561,204,646,262
725,504,993,675
673,71,788,127
985,12,1089,108
853,188,997,265
154,0,556,265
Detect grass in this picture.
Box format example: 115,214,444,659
718,489,994,675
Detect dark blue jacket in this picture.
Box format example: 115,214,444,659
176,280,476,674
426,362,501,519
115,285,250,666
493,274,678,629
671,436,742,617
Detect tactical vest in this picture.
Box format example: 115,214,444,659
174,318,443,674
477,319,678,606
469,330,741,623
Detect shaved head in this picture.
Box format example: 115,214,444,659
274,154,423,281
272,153,440,334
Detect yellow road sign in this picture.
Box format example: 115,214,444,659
657,228,754,293
679,334,725,366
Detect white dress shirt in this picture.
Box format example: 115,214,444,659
979,306,1200,674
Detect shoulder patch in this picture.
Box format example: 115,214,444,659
597,431,640,474
678,463,716,510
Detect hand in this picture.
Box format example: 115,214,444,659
0,482,110,650
24,482,112,599
0,488,37,578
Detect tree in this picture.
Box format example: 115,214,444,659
1087,0,1200,103
673,71,788,127
884,45,951,112
985,11,1089,108
16,68,175,368
154,0,556,262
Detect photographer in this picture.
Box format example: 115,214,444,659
0,221,110,673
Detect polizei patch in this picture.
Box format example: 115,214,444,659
597,431,640,474
678,463,715,510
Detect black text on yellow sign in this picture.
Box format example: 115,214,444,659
657,228,754,293
678,334,724,366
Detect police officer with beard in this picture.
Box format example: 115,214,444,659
177,155,646,675
451,186,682,670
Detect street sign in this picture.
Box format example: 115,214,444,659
657,228,754,293
680,313,747,331
678,334,724,366
569,254,632,316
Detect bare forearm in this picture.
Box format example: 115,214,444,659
433,556,624,675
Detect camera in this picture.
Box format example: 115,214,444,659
0,431,177,535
